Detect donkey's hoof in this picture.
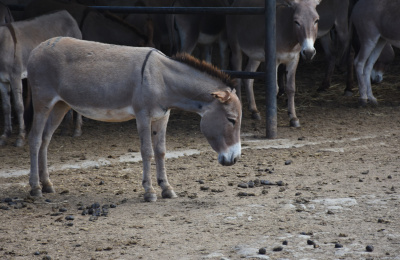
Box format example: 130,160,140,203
14,139,25,147
343,90,353,97
144,192,157,202
290,118,300,128
162,189,178,199
42,185,55,194
251,112,261,121
30,188,43,197
73,130,82,137
369,97,378,106
358,98,368,107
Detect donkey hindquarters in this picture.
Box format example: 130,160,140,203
351,0,400,106
27,37,241,201
226,0,320,126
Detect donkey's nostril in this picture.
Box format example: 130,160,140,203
233,157,237,164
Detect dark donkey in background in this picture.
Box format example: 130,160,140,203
0,11,82,147
227,0,320,126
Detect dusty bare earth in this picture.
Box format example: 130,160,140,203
1,49,400,260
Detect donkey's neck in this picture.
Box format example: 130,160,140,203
161,64,226,115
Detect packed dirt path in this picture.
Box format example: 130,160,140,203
1,50,400,259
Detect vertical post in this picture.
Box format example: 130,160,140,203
265,0,277,139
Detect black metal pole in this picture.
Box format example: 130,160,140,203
265,0,277,139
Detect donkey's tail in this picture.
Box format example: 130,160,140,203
23,79,33,133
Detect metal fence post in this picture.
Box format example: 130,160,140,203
265,0,277,139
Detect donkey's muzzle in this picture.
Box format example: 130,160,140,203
301,48,316,61
218,143,241,166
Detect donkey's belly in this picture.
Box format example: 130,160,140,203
73,106,135,122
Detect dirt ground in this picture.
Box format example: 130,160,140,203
1,49,400,260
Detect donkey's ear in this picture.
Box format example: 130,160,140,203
314,0,322,5
211,90,231,103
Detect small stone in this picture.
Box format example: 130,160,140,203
307,239,315,245
238,192,248,197
42,255,52,260
66,222,74,227
200,186,209,191
0,206,9,210
366,245,374,252
273,246,283,252
89,216,98,221
198,180,205,184
313,244,320,248
110,204,117,208
258,248,266,254
276,181,284,186
81,209,88,216
45,199,52,203
335,243,343,248
361,170,369,175
327,210,334,215
98,181,105,185
388,175,392,179
282,240,288,246
34,251,40,255
285,160,292,165
59,208,67,213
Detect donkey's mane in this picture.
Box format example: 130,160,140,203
171,53,236,89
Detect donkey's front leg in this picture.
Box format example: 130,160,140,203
137,115,157,202
152,112,177,199
10,77,26,147
285,57,300,127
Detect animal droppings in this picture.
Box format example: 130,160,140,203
273,246,283,252
258,247,266,254
282,240,288,245
335,243,343,248
65,215,75,221
366,245,374,252
238,183,248,188
307,240,315,245
285,160,292,165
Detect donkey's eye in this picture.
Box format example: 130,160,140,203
314,19,319,25
294,21,300,26
228,118,236,126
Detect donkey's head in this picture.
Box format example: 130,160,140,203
279,0,320,60
200,89,242,166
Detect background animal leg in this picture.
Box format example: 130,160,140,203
38,102,70,194
0,82,12,146
285,59,300,127
363,39,387,105
244,59,261,120
317,34,336,92
136,115,157,202
10,77,26,147
151,112,177,199
354,37,379,106
218,32,229,70
73,112,83,137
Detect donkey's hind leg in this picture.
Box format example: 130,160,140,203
38,102,71,194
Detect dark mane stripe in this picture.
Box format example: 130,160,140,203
171,53,236,89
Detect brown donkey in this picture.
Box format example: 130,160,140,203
27,37,242,202
226,0,320,126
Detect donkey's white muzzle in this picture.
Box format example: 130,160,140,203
218,142,241,166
